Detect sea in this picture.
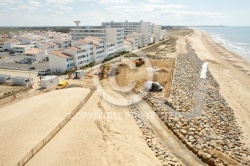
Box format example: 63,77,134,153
193,26,250,61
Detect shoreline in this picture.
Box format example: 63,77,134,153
191,28,250,62
187,29,250,149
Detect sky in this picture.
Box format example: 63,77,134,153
0,0,250,26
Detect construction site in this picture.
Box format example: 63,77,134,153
0,28,250,166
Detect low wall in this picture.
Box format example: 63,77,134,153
16,87,96,166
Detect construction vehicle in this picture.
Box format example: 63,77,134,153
144,81,163,92
56,81,68,90
135,58,145,67
108,67,119,77
97,65,109,80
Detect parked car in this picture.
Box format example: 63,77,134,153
28,67,35,70
38,69,51,76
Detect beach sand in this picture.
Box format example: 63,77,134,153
187,30,250,148
26,92,161,166
0,88,90,165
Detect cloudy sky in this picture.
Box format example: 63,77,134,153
0,0,249,26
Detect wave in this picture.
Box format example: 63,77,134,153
210,34,250,60
193,27,250,61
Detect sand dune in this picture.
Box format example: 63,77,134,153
27,92,161,166
0,88,90,165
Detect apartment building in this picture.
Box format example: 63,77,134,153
124,37,139,51
81,36,106,62
102,20,153,46
70,26,124,54
152,24,161,42
52,39,71,48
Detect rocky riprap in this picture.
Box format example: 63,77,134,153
128,103,183,166
135,43,250,166
165,44,203,112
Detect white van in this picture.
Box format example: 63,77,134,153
38,69,50,76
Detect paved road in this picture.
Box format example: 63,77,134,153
0,52,49,71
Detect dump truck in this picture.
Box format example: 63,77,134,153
135,58,145,67
144,81,163,92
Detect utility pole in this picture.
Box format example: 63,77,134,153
28,62,31,88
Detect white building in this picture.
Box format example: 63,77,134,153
152,24,161,42
37,42,61,52
125,37,139,50
13,44,32,53
16,36,37,46
160,30,168,40
63,45,92,68
40,76,59,89
49,51,74,73
126,32,144,48
0,39,7,51
23,48,47,62
124,41,133,51
12,76,32,87
53,39,71,48
102,20,153,46
79,37,106,62
70,26,124,53
0,74,11,84
3,39,21,51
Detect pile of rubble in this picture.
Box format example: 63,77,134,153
166,44,203,112
137,91,250,165
128,103,183,166
135,44,250,165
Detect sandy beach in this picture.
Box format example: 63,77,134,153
187,30,250,147
0,88,90,165
26,92,161,166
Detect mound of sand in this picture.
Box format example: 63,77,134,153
0,88,90,165
26,92,161,165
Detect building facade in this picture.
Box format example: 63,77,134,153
70,26,124,54
102,20,154,47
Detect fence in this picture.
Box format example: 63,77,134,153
16,87,96,166
0,90,44,109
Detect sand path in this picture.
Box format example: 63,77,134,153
188,30,250,147
97,80,205,165
0,88,90,165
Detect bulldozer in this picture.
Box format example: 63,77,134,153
96,64,120,80
98,65,109,80
135,58,145,67
108,67,119,77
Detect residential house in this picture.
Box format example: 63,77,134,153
13,44,32,53
23,48,47,62
49,51,74,73
3,39,21,51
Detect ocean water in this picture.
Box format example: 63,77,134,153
193,27,250,60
